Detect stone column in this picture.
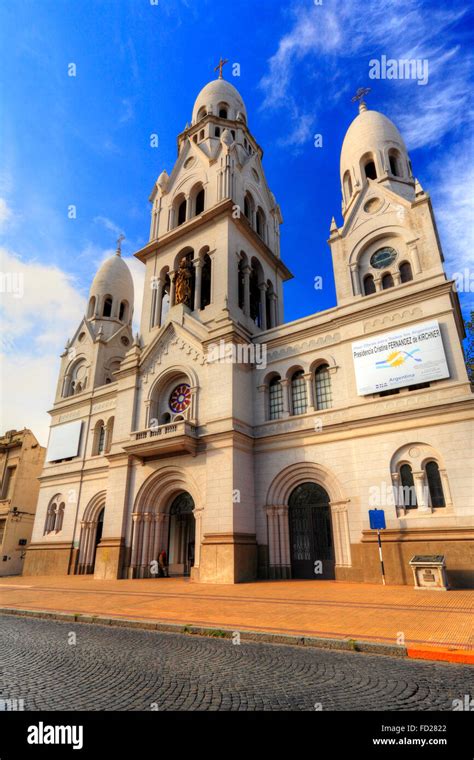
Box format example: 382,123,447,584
185,194,192,221
303,372,314,412
270,292,278,328
266,506,278,577
391,472,404,516
329,501,352,567
152,513,163,562
193,257,202,312
374,276,382,292
350,263,361,296
140,513,152,573
193,507,203,567
259,283,267,330
153,278,163,328
169,271,176,307
130,514,142,570
277,505,291,577
281,379,291,418
393,271,401,286
413,471,430,512
409,244,421,274
438,469,453,508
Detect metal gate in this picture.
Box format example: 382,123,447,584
289,483,335,579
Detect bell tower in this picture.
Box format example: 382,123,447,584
136,67,292,347
329,89,446,306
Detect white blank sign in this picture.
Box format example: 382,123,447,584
47,420,83,462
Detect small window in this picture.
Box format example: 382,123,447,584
399,261,413,283
103,297,113,317
195,189,205,215
400,464,417,509
177,199,187,226
291,371,307,415
425,461,445,508
365,161,377,180
219,108,228,118
199,130,204,141
382,273,394,290
389,155,400,176
215,126,221,137
364,274,376,295
97,425,106,455
269,377,283,420
87,296,96,318
314,364,332,410
119,301,127,321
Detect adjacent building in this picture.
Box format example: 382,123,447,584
0,429,45,576
24,74,474,587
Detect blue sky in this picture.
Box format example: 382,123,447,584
1,0,473,442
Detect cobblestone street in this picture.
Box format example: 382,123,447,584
0,615,472,711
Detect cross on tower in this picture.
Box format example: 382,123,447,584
351,87,371,110
214,57,229,80
116,233,125,256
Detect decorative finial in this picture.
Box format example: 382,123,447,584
351,86,371,113
116,233,125,256
214,57,229,80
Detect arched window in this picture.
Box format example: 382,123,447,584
199,129,204,141
425,461,445,508
343,171,353,202
291,370,307,415
399,261,413,283
197,107,207,121
200,253,212,309
44,503,56,534
119,300,128,321
44,497,65,534
87,296,96,319
195,188,205,215
177,198,187,226
215,126,221,137
93,421,106,456
64,358,88,397
269,376,283,420
399,464,417,509
389,150,402,177
103,296,113,317
382,273,394,289
55,503,65,532
364,160,377,180
218,106,228,119
314,364,332,410
364,274,376,295
265,281,274,329
244,192,255,224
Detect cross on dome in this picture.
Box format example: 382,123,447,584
214,57,229,80
351,86,371,113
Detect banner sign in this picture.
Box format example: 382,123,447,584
352,320,449,395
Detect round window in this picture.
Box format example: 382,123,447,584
169,383,191,414
370,247,398,269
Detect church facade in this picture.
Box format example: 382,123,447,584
24,75,473,587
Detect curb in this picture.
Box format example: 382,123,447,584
2,606,472,663
0,606,406,657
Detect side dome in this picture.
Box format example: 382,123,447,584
192,79,247,125
87,252,134,324
340,107,409,189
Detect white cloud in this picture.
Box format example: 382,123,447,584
259,0,471,149
0,197,14,230
0,247,86,444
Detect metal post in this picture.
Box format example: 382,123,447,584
377,529,386,586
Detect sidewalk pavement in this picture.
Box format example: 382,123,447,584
0,575,472,663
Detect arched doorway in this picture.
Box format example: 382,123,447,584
77,502,105,575
168,492,195,577
288,483,335,579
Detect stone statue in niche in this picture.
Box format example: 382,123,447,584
175,257,193,307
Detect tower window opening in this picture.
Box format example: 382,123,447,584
364,160,377,180
177,199,187,226
291,370,307,415
199,129,204,141
269,376,283,420
231,130,235,140
363,274,376,295
195,188,205,215
103,296,113,317
200,253,212,309
215,126,221,137
382,273,394,290
425,461,446,508
389,154,400,177
119,300,127,321
400,464,417,509
219,108,228,118
343,171,353,203
399,261,413,283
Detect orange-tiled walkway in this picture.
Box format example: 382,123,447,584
0,576,472,656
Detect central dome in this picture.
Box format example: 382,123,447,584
89,253,134,311
192,79,247,125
